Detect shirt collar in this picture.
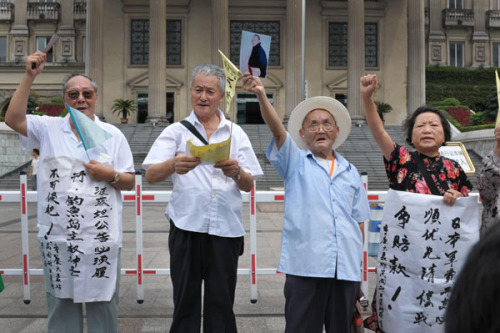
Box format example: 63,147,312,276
306,150,351,170
188,109,230,131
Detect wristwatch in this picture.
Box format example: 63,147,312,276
232,167,241,181
110,172,120,184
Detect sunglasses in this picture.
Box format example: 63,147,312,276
66,90,95,100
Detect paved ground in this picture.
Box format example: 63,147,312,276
0,197,378,332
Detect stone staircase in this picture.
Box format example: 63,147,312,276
0,123,482,191
0,161,32,190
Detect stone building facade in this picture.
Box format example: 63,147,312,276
0,0,497,128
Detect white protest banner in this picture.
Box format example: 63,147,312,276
377,189,479,333
38,156,120,303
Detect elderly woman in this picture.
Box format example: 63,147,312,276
360,74,471,200
359,74,473,332
477,122,500,238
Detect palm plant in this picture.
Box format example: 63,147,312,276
374,101,393,115
111,98,137,123
374,101,393,123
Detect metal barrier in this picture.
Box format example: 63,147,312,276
0,173,480,304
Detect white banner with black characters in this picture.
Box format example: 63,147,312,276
38,156,119,303
377,189,479,333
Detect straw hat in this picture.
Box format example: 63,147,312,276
287,96,352,150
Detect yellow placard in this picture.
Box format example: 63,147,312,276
218,49,241,113
187,137,231,163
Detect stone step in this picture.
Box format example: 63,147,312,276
0,123,482,192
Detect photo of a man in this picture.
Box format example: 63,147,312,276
239,31,271,78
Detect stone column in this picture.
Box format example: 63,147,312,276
285,0,304,121
146,0,167,123
86,0,104,119
472,0,489,68
211,0,229,68
10,0,29,62
347,0,365,121
57,1,76,63
407,0,425,115
428,0,446,66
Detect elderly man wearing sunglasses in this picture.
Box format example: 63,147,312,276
5,51,135,333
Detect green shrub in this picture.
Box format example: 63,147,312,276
441,98,461,106
426,66,496,113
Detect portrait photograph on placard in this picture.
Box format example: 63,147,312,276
239,30,271,78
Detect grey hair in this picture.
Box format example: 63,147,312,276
62,73,98,95
189,63,225,94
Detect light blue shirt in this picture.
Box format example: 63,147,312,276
267,134,370,281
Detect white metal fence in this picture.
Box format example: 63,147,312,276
0,173,480,305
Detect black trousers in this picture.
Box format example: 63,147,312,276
168,220,243,333
284,274,360,333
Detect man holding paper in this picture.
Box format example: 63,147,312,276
142,63,262,332
5,51,135,332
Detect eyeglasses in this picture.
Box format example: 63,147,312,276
306,123,336,132
66,90,95,100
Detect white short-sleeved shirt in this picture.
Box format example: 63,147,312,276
20,115,135,245
142,110,263,237
31,157,39,175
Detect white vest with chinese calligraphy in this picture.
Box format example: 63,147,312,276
38,156,119,303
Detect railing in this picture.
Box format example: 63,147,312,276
443,8,474,27
73,1,86,21
487,10,500,28
0,2,13,22
0,173,480,305
27,2,60,22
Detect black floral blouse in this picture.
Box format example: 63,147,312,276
384,143,472,196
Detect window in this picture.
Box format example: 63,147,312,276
136,92,174,123
167,20,181,65
449,42,464,67
365,23,378,67
335,93,347,108
329,23,348,67
236,93,273,124
137,92,148,123
493,43,500,68
130,19,182,66
230,21,280,67
448,0,463,9
131,19,149,65
36,36,53,62
328,22,378,68
0,36,6,62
